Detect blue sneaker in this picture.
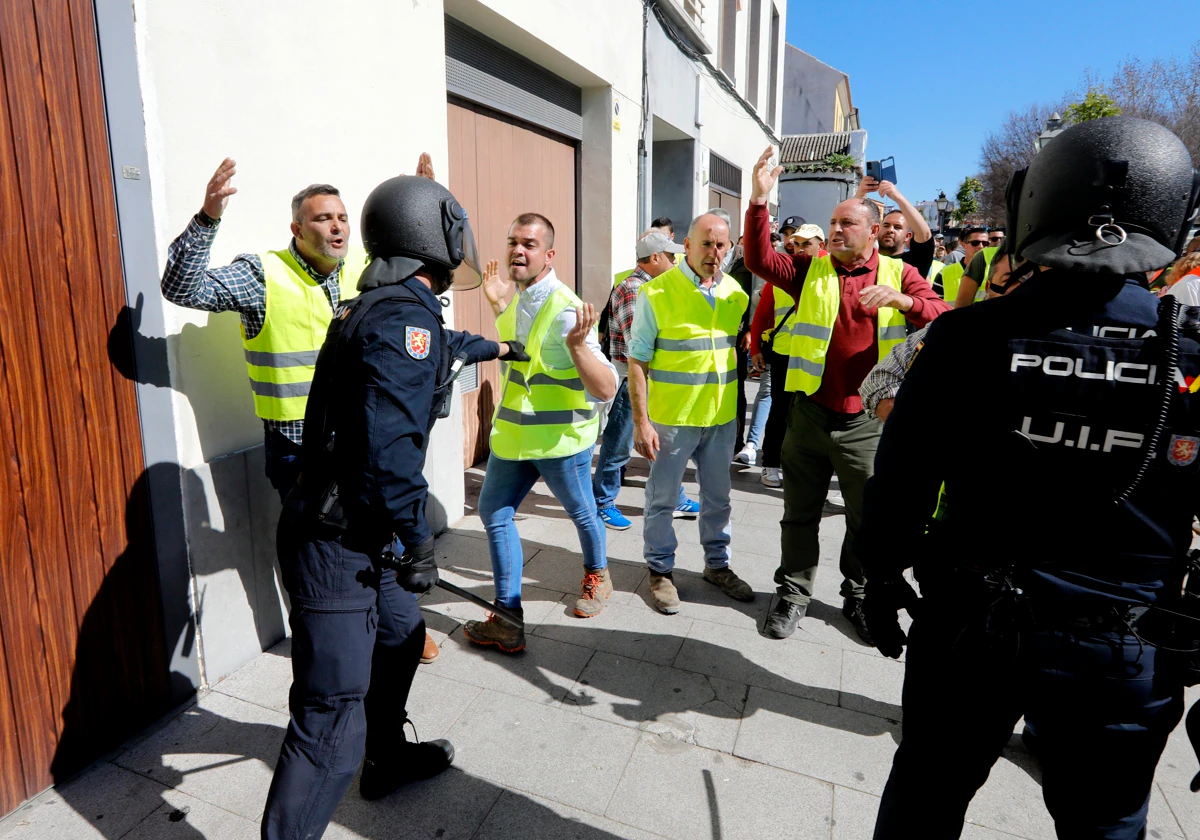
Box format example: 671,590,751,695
598,505,632,530
673,497,700,519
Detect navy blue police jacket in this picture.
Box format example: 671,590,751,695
858,272,1200,617
301,274,498,552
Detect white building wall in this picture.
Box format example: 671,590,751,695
131,0,457,684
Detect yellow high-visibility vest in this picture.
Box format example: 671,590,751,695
784,255,907,394
242,246,367,421
941,247,996,305
927,259,944,281
642,265,747,427
762,285,797,355
614,268,635,288
491,285,600,460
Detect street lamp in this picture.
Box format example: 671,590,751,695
1035,112,1065,152
935,190,949,234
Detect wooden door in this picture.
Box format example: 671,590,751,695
447,97,579,467
0,0,167,814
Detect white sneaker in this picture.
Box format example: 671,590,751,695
761,467,782,487
826,492,845,509
734,443,758,465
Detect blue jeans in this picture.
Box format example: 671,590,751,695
746,367,772,448
643,420,735,574
264,428,303,502
593,378,691,510
480,448,607,610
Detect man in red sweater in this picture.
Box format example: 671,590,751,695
741,146,950,642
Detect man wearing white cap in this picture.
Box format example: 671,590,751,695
593,230,698,530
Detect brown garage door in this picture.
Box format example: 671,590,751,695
0,0,167,814
447,96,579,468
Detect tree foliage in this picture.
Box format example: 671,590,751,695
977,41,1200,227
1064,90,1122,124
951,177,983,225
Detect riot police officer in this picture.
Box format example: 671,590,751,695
856,117,1200,839
261,175,528,840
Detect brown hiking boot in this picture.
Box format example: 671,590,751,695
702,566,754,602
420,632,440,664
574,568,613,618
463,611,526,653
648,572,681,614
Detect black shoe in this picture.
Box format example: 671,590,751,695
843,598,873,646
765,598,806,639
359,739,455,800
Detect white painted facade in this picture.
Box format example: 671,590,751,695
114,0,784,687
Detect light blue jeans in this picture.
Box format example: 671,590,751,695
643,420,735,574
479,448,607,610
746,367,772,449
593,379,693,511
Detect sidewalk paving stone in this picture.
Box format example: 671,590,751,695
446,689,640,817
831,786,881,840
562,651,747,754
210,638,293,714
430,624,594,706
0,761,169,840
113,691,286,822
323,768,504,840
123,790,259,840
532,596,693,667
473,790,666,840
673,618,843,706
733,685,901,796
605,736,833,840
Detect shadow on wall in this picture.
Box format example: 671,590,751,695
109,292,261,463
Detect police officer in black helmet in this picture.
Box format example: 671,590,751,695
261,172,528,840
857,116,1200,839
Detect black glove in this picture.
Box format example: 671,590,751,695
862,575,919,659
384,537,439,594
499,340,530,362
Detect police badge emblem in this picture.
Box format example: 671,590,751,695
405,326,431,359
1168,435,1200,467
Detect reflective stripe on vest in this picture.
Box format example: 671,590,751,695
643,266,748,426
490,284,599,459
784,255,907,395
242,247,367,420
764,285,797,354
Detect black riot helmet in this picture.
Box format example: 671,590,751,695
359,175,482,292
1009,116,1200,274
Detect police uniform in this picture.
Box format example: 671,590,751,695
857,117,1200,839
262,177,501,840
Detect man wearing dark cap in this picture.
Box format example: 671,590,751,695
779,215,806,237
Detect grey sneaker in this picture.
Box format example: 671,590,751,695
702,566,754,601
574,568,613,618
463,611,526,653
648,572,681,614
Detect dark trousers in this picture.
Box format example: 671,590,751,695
262,495,424,840
264,429,304,502
874,608,1183,839
760,349,793,468
776,396,881,606
735,344,749,448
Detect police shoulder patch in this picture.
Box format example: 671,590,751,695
405,326,432,359
1168,435,1200,467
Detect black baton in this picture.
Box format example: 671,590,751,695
435,579,525,629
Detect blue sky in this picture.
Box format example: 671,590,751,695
783,0,1199,206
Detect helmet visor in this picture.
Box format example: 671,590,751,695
449,218,482,291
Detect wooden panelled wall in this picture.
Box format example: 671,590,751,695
0,0,168,814
446,97,579,467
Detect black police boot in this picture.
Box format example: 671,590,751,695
765,597,806,639
359,738,455,801
843,598,874,646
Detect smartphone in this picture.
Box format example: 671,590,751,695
880,156,897,185
865,160,881,182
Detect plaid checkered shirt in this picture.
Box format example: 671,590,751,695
160,213,347,444
858,327,928,420
607,266,652,364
